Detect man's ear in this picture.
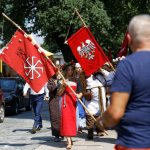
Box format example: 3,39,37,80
127,33,132,47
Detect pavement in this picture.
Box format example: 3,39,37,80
0,101,117,150
0,101,52,150
35,129,117,150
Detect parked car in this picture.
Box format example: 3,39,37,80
0,77,32,115
0,83,5,123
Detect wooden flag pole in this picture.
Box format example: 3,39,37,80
2,13,108,135
108,61,116,72
74,8,87,28
2,13,21,30
74,9,116,72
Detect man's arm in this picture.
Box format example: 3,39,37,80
44,82,49,101
96,92,130,130
23,83,30,97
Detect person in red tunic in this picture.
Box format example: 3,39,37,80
57,61,83,149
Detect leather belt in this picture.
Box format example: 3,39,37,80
30,94,44,97
63,92,73,107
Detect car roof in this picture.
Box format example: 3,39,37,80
0,77,17,80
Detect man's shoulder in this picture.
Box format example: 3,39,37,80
117,53,138,68
120,51,150,68
125,51,150,61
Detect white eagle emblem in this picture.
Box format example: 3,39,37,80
77,39,96,60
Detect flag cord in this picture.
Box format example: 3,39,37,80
64,8,87,44
64,10,75,42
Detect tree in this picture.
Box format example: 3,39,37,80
104,0,150,57
1,0,111,62
0,0,14,49
2,0,150,60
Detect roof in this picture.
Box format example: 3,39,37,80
53,52,62,55
28,34,53,56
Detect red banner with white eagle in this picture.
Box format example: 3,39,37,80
67,26,109,77
118,30,128,57
0,30,57,93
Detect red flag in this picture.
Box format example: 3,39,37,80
0,30,57,93
67,27,108,77
118,30,128,57
108,47,112,62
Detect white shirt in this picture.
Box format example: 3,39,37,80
23,82,49,97
85,70,109,114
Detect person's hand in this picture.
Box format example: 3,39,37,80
45,97,49,101
56,72,61,81
63,80,68,88
76,94,80,99
96,116,107,131
99,68,103,72
23,93,26,97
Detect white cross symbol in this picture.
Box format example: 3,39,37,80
24,56,43,79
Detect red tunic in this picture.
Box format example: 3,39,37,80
60,80,77,136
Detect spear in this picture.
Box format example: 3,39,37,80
2,12,109,135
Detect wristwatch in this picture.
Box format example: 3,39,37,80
99,118,106,128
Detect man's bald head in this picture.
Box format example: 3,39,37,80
129,15,150,43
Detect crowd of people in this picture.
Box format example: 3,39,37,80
23,60,113,149
23,14,150,150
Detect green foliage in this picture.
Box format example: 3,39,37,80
1,0,150,58
35,0,111,54
104,0,150,57
1,0,111,54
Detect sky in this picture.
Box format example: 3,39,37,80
0,33,44,50
31,32,44,46
26,22,44,46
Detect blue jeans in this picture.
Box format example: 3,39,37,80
30,94,44,128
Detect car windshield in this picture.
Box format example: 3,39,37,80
0,79,16,92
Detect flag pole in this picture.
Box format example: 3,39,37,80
74,9,116,72
108,61,116,72
74,8,87,28
2,13,108,135
64,8,87,44
2,13,21,30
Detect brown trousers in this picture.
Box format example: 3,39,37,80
49,96,61,137
86,115,101,132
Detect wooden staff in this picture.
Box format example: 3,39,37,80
74,8,116,72
65,9,116,72
2,13,108,135
74,8,87,28
108,61,116,72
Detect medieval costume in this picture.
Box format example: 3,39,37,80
57,61,83,149
57,78,83,136
79,68,109,139
47,75,61,141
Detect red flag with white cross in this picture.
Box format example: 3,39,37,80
67,26,109,77
0,30,57,93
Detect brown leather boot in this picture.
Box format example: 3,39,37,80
96,127,104,136
87,128,93,139
97,132,104,136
